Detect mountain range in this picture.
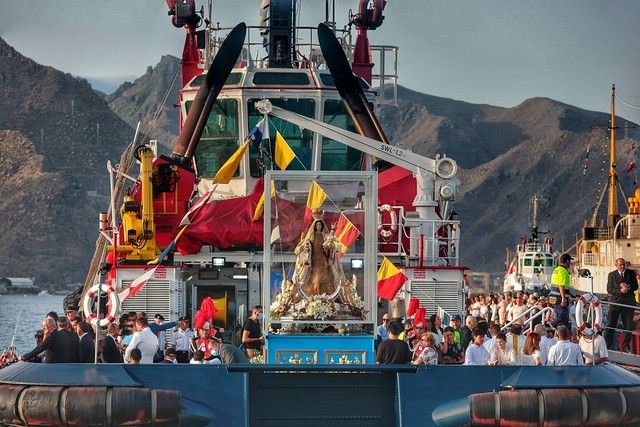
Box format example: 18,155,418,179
1,37,639,284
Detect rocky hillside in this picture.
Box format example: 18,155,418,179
107,55,180,150
378,86,639,272
0,38,134,284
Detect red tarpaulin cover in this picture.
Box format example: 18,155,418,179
176,179,364,254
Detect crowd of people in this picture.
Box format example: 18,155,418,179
373,254,637,366
18,305,267,365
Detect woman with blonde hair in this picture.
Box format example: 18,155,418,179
412,332,439,365
520,332,542,365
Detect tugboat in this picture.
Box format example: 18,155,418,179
504,194,557,293
1,3,640,427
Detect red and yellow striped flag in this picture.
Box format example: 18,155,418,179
334,213,360,255
377,257,408,300
304,181,327,223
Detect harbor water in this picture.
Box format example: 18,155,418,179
0,294,65,354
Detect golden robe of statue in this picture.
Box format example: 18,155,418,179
293,209,346,297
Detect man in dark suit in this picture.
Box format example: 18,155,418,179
20,317,80,363
101,323,124,363
605,257,638,351
76,321,95,363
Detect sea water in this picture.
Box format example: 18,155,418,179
0,294,65,354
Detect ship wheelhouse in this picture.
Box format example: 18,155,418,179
181,67,369,198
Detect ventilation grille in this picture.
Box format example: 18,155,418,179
120,280,171,321
410,281,460,316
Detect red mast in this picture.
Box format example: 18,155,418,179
166,0,202,87
351,0,386,84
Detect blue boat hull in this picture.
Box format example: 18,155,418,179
2,362,640,426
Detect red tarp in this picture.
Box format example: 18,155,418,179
176,179,364,254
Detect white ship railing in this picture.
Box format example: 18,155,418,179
501,305,553,332
205,25,399,105
378,207,460,267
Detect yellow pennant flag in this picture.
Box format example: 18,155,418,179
211,141,249,184
304,181,327,223
274,131,296,170
252,180,276,221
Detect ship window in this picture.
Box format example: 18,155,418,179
187,99,240,179
523,258,532,267
321,100,363,170
545,259,554,267
319,73,371,90
189,72,242,88
247,98,315,177
253,72,310,86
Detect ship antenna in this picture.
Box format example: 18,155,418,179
9,308,24,349
607,83,617,226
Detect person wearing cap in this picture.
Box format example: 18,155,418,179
124,317,158,364
550,253,573,328
158,348,178,364
170,316,195,363
149,314,176,362
605,257,638,351
578,324,608,365
450,315,462,344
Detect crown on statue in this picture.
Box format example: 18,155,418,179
311,208,324,220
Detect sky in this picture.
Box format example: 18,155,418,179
1,0,640,120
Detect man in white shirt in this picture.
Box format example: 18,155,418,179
578,328,608,365
548,325,583,366
171,316,195,363
506,324,526,365
124,317,159,364
464,329,490,365
508,293,528,323
483,324,501,354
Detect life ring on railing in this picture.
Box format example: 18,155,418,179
377,204,398,240
82,284,120,328
575,292,602,336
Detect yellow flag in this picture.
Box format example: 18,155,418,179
211,141,249,184
252,180,276,221
274,131,296,170
304,181,327,223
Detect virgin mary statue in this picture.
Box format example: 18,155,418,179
293,208,346,298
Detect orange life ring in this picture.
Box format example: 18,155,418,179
377,204,398,239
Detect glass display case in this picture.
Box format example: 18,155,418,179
262,171,377,332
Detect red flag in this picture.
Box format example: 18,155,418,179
334,213,361,255
117,266,158,302
407,297,420,316
377,257,408,300
413,307,426,328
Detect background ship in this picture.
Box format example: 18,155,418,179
504,193,557,293
574,85,640,296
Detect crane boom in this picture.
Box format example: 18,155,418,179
257,101,458,181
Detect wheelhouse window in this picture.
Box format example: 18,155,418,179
247,98,315,177
188,99,240,179
321,100,363,171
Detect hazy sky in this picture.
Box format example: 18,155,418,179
1,0,640,120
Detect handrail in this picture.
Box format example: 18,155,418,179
524,307,553,334
501,305,539,332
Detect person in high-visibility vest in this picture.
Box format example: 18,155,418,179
550,253,572,328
